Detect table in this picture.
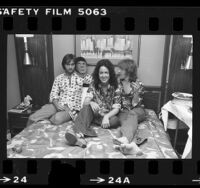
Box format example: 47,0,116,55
161,99,192,159
8,105,40,137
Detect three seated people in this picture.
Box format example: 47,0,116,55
27,54,146,155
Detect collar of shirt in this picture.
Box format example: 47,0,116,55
119,81,133,95
98,83,111,90
75,71,87,78
64,71,76,77
97,84,115,101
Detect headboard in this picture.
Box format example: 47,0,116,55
81,86,162,115
143,90,161,115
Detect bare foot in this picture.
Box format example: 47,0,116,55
114,141,143,156
113,136,129,145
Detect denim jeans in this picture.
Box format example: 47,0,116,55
26,103,71,126
118,107,146,142
73,105,120,137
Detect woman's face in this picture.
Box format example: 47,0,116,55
114,66,121,77
76,61,87,74
99,66,110,85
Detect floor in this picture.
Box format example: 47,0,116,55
167,128,189,158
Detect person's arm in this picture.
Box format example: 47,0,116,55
52,99,66,111
84,74,93,85
132,80,144,107
49,75,65,111
102,87,121,128
83,84,100,112
101,108,120,129
49,76,60,103
104,108,120,118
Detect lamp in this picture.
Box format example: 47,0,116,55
23,37,32,65
15,34,34,66
184,37,193,70
185,52,192,70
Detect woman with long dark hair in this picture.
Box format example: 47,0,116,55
65,59,121,147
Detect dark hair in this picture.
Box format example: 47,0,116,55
61,54,75,70
74,57,87,71
117,59,137,82
92,59,118,90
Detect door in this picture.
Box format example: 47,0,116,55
14,35,54,107
166,35,192,101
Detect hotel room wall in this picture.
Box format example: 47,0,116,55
7,35,21,111
52,35,75,77
7,35,166,111
85,35,166,87
138,35,165,87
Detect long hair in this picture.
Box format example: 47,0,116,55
61,54,75,70
117,59,138,82
92,59,118,90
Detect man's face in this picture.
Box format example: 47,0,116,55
64,60,75,74
76,61,87,74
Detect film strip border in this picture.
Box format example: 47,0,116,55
2,16,200,32
0,7,200,33
0,6,200,185
1,159,200,184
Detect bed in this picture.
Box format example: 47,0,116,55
7,108,178,159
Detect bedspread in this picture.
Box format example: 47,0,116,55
7,109,178,158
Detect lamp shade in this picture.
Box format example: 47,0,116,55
185,54,192,70
24,51,32,65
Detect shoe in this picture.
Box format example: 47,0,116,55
65,132,87,148
135,137,148,146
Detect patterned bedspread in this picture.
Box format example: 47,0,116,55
7,109,178,158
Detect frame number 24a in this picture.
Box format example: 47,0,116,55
108,177,130,184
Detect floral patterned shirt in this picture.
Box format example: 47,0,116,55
49,72,92,120
116,79,145,111
86,83,121,116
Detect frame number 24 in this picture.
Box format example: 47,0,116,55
13,176,27,183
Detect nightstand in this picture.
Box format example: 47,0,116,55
8,105,40,138
161,99,192,158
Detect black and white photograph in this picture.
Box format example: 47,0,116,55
6,34,192,159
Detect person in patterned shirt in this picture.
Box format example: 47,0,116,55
65,59,121,147
69,57,93,119
113,59,146,155
27,54,90,126
74,56,92,86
